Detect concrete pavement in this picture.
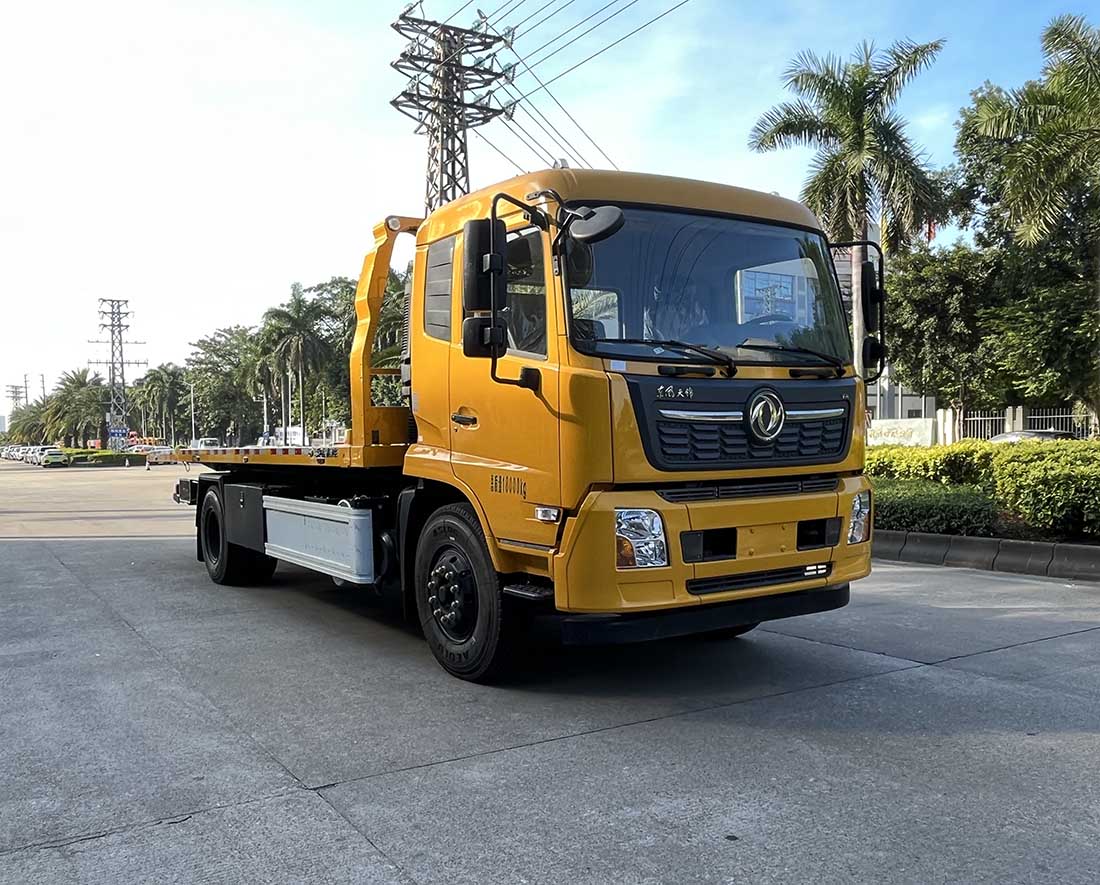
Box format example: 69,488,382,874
1,460,1098,882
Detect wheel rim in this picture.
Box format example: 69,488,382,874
426,546,478,643
202,506,221,567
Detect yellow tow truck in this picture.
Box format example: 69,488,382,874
172,169,885,681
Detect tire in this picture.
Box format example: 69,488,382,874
414,503,510,682
702,622,759,641
199,488,278,585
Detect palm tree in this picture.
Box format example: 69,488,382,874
9,398,49,444
973,15,1100,244
749,39,944,373
140,364,186,444
262,284,331,440
44,369,105,446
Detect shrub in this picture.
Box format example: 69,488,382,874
869,439,1100,539
83,452,147,467
866,439,997,485
990,443,1100,539
872,478,998,536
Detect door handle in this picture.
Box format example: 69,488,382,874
451,413,478,426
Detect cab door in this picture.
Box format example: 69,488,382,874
449,224,561,548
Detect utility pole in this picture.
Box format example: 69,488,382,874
23,374,29,404
88,299,147,451
391,8,508,212
40,374,46,400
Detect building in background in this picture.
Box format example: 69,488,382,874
0,414,6,434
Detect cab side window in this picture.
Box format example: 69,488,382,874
424,235,455,340
504,228,547,357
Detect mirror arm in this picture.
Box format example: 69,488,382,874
488,192,541,392
830,239,887,379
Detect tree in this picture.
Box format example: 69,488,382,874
749,38,945,373
886,242,1009,426
140,364,186,445
8,398,49,444
186,327,264,445
972,15,1100,244
261,283,332,438
43,369,105,446
951,19,1100,419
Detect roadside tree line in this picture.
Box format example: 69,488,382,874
752,14,1099,422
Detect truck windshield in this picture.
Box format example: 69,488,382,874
565,206,851,367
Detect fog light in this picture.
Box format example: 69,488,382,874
848,490,871,544
615,508,668,568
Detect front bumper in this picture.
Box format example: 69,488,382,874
542,583,849,645
552,475,872,614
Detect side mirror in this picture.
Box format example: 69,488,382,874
862,336,886,372
860,260,883,334
462,315,505,359
462,219,506,313
568,205,624,244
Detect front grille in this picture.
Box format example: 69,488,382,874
657,475,839,503
687,563,832,595
657,414,847,466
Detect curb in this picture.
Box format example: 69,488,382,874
873,531,1100,583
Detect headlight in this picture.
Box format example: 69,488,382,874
615,508,668,568
848,490,872,544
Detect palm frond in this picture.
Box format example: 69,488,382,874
871,38,946,108
782,50,847,106
748,100,839,152
1041,13,1100,98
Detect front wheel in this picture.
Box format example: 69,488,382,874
414,503,510,682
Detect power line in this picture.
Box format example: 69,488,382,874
519,0,638,73
441,0,475,25
489,22,617,169
499,114,558,167
512,0,696,104
471,128,527,174
491,67,592,167
513,0,581,38
526,0,642,72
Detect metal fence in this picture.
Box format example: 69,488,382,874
1026,406,1094,439
961,409,1005,440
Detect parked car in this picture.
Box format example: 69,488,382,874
39,448,69,468
989,429,1076,443
25,446,46,465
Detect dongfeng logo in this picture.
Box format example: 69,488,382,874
747,389,785,443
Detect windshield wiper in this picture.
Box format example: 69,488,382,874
733,341,846,376
595,337,737,376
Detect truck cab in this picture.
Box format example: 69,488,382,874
175,168,883,682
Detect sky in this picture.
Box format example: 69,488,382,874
2,0,1095,418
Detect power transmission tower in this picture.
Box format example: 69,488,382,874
88,299,146,450
4,385,24,410
391,8,510,212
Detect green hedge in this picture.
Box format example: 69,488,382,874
78,452,147,467
873,478,998,536
868,440,1100,540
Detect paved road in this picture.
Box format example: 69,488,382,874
1,460,1099,882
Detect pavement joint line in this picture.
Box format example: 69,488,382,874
924,623,1100,667
310,661,926,793
757,626,928,665
0,790,307,857
42,545,321,804
312,790,423,885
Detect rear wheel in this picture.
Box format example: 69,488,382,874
414,503,510,682
199,488,277,585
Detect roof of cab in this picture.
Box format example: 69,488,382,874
418,168,823,243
